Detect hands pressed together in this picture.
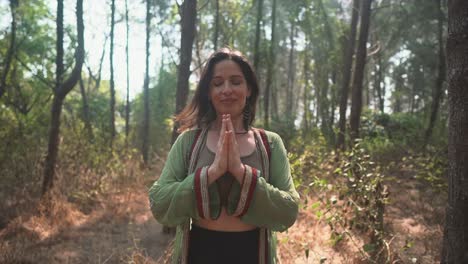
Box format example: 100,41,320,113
207,114,246,185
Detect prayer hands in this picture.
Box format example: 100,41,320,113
208,114,245,184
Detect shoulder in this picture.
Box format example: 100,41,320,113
171,129,202,154
175,128,201,143
254,128,285,149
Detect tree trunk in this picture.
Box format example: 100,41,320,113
424,0,446,147
79,75,93,140
302,45,311,136
253,0,263,73
264,0,276,129
95,36,108,90
0,0,17,99
337,0,359,149
109,0,116,149
42,0,84,196
171,0,197,144
213,0,219,50
350,0,372,142
142,0,151,164
374,52,384,113
286,19,295,126
125,0,130,145
441,1,468,262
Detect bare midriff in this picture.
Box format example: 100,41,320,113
193,207,257,232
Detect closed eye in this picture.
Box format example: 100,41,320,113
230,76,244,85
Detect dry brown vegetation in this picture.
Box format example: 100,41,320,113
0,150,445,264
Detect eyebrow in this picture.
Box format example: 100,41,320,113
212,74,244,79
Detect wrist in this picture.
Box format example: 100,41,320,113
234,164,246,183
207,165,218,185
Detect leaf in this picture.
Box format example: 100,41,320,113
311,201,321,209
363,243,376,252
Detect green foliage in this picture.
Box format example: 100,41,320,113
358,110,447,158
400,147,448,191
132,64,176,155
292,137,390,261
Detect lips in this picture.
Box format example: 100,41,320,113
220,98,236,103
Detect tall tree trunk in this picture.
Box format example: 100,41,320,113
0,0,17,99
286,20,295,125
350,0,372,142
319,0,338,140
441,1,468,262
171,0,197,144
95,36,108,90
264,0,276,129
424,0,446,147
253,0,263,73
302,45,311,136
337,0,359,149
42,0,84,196
374,52,384,113
125,0,130,145
109,0,116,149
79,75,93,140
142,0,151,164
213,0,219,50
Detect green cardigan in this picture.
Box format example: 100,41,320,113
148,128,299,264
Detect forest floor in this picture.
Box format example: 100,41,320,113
0,162,446,264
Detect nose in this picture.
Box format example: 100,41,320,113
221,81,233,94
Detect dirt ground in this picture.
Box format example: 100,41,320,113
0,168,446,264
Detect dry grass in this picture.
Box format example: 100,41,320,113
0,148,445,264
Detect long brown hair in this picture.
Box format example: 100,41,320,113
175,47,259,132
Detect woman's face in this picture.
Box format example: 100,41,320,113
209,59,251,119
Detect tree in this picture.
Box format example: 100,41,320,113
424,0,446,147
42,0,84,196
441,0,468,262
337,0,359,149
141,0,151,164
213,0,219,50
79,75,93,140
253,0,263,73
109,0,116,148
125,0,130,145
349,0,372,141
0,0,17,99
264,0,277,129
171,0,197,143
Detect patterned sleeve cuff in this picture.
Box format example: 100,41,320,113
233,165,258,217
194,166,210,219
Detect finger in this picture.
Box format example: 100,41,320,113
220,116,227,135
226,114,234,132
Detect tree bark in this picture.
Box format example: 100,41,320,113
142,0,151,164
213,0,219,50
171,0,197,144
337,0,359,149
302,44,311,136
0,0,17,99
109,0,116,149
424,0,446,147
264,0,276,129
441,0,468,262
374,52,384,113
286,19,295,126
42,0,84,196
350,0,372,142
79,75,93,140
125,0,130,145
253,0,263,73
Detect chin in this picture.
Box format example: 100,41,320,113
217,109,242,118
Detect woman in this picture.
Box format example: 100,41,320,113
149,47,299,264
